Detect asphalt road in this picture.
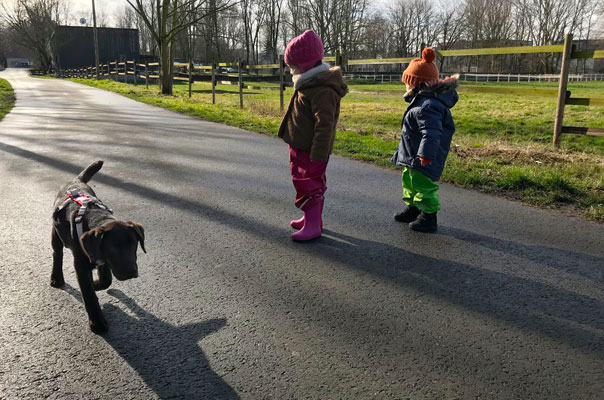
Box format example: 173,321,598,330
1,68,603,399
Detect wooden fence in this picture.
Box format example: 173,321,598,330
59,34,603,147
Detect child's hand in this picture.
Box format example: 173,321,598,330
419,157,432,166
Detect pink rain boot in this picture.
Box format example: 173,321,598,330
290,201,324,230
290,215,305,230
291,201,322,241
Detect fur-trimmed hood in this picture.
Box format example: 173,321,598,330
298,65,348,98
405,74,459,109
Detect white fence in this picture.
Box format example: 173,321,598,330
343,72,604,83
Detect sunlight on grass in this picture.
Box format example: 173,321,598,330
62,76,604,220
0,78,15,121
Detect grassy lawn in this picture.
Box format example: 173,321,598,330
0,78,15,121
58,75,604,221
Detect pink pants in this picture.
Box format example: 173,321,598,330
289,146,328,211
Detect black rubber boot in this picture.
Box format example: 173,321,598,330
409,212,437,232
394,206,421,223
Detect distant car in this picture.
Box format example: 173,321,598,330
220,67,235,73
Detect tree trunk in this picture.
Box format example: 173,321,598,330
160,39,173,95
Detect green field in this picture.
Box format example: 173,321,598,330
0,78,15,121
62,76,604,221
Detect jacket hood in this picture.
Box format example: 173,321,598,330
406,74,459,108
299,66,348,98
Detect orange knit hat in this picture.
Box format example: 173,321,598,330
402,48,439,86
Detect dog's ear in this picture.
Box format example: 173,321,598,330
80,227,105,262
128,221,146,253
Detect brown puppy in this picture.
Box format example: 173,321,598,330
51,160,145,333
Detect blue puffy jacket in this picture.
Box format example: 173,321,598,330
391,77,459,181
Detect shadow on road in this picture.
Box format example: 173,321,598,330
6,140,604,361
441,226,604,282
103,289,239,399
318,228,604,356
58,284,238,399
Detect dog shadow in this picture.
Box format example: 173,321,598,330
60,284,239,399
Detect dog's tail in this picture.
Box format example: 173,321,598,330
77,160,103,183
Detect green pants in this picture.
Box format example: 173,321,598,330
401,167,441,214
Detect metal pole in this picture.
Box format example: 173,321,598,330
92,0,100,79
553,34,573,148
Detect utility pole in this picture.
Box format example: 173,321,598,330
92,0,100,79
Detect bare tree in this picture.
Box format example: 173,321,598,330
434,0,466,70
241,0,267,64
389,0,431,57
117,5,137,29
126,0,235,95
263,0,284,62
285,0,308,37
360,12,392,58
515,0,592,72
1,0,61,72
332,0,368,57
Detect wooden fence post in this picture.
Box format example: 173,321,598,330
279,54,284,112
188,60,193,98
133,61,137,85
553,34,573,148
115,60,118,81
145,62,149,89
238,60,244,109
212,63,216,105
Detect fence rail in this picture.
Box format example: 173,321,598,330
57,35,603,146
344,73,604,83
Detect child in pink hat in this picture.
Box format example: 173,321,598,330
278,30,348,241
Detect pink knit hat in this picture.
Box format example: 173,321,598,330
284,30,324,72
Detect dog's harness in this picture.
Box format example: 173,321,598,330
56,190,113,266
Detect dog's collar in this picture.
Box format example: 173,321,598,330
58,190,112,266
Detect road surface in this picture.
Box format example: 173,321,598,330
1,69,603,399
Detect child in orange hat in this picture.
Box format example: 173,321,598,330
391,48,459,232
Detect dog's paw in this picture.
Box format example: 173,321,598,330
50,277,65,288
89,317,109,334
93,280,111,291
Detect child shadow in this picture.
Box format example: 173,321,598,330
439,226,604,283
318,229,604,357
59,284,238,399
102,289,240,399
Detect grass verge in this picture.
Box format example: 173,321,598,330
0,78,15,121
53,76,604,221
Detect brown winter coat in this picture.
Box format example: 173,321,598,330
278,67,348,161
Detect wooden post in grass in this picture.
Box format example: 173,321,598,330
238,59,244,109
115,60,118,81
188,60,193,98
279,54,285,112
145,62,149,89
212,63,216,104
133,61,137,85
553,34,573,148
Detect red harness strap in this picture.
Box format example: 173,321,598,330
57,190,111,266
